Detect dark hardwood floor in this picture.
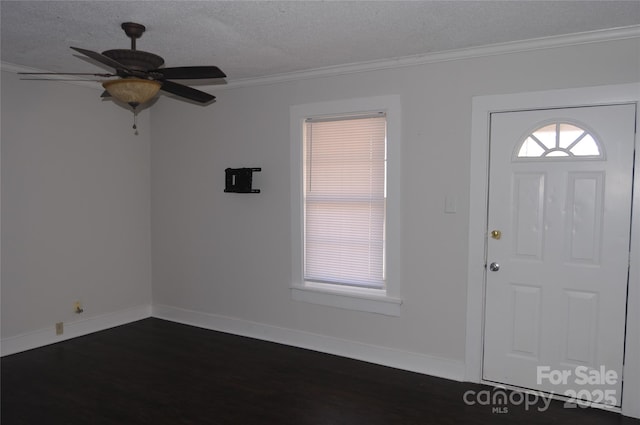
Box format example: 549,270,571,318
2,318,638,424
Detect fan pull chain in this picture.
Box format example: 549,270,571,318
133,114,138,135
132,109,139,136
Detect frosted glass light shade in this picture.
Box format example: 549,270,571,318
102,78,161,108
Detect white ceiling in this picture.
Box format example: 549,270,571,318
2,1,640,83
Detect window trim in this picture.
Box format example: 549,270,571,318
290,95,402,316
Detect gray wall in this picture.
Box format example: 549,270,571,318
1,71,152,338
150,37,640,362
1,32,638,417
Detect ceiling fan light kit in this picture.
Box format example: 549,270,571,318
102,78,161,109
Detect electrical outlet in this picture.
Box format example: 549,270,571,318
55,322,64,335
74,301,83,314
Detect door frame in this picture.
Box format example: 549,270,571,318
465,83,640,419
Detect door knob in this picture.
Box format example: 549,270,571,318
489,262,500,272
491,230,502,240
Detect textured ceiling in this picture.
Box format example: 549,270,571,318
2,1,640,82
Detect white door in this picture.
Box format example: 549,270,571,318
483,104,636,407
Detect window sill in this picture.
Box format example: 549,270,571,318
290,283,402,316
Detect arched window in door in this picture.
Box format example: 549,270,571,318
516,122,603,159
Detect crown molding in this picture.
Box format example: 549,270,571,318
3,25,639,92
223,25,640,89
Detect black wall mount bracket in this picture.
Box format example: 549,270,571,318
224,167,261,193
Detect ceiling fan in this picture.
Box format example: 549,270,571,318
20,22,226,112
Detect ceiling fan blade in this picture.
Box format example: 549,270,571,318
18,72,116,77
160,80,215,103
19,78,107,82
70,47,131,72
154,66,226,79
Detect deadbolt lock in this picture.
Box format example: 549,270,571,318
491,230,502,240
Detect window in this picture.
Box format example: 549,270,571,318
290,96,402,316
516,121,603,159
304,113,387,289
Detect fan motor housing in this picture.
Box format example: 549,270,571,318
102,49,165,72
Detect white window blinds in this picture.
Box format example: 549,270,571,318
303,113,387,289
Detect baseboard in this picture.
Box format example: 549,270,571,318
152,304,466,382
1,304,152,357
2,303,466,382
